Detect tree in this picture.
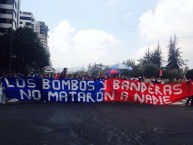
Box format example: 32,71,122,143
186,69,193,80
122,58,135,68
0,27,50,74
163,69,184,83
167,35,184,69
0,34,10,72
141,47,152,65
138,44,163,78
122,59,141,77
143,63,159,78
151,42,163,67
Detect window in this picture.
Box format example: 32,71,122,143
20,16,31,20
0,18,12,24
23,12,31,15
7,0,14,4
25,22,31,26
0,0,14,5
0,8,13,14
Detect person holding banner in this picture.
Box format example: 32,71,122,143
186,96,193,106
185,79,193,106
60,68,67,78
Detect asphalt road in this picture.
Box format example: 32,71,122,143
0,102,193,145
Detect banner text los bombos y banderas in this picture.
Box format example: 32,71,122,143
2,78,192,105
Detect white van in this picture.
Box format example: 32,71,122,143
44,67,55,74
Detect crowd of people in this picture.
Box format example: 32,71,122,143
0,67,189,83
0,70,163,84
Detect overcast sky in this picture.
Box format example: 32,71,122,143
21,0,193,69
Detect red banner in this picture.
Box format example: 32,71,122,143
104,79,193,105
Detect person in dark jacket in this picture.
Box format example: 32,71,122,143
186,96,193,106
60,68,67,78
185,79,193,106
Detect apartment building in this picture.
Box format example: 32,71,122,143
34,21,49,49
0,0,20,33
19,11,35,29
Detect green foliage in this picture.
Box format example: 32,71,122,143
0,34,10,72
122,58,135,68
140,43,163,67
137,43,163,78
162,69,184,82
151,43,162,67
122,59,140,77
143,63,159,78
137,35,185,80
167,35,184,69
128,64,142,77
186,69,193,80
161,35,185,82
0,27,50,74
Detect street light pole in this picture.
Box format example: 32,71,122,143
9,3,14,75
184,60,189,68
9,29,13,75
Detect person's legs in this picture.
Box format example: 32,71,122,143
191,97,193,106
186,97,191,105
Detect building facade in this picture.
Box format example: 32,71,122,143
34,21,49,50
0,0,20,33
19,11,35,29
